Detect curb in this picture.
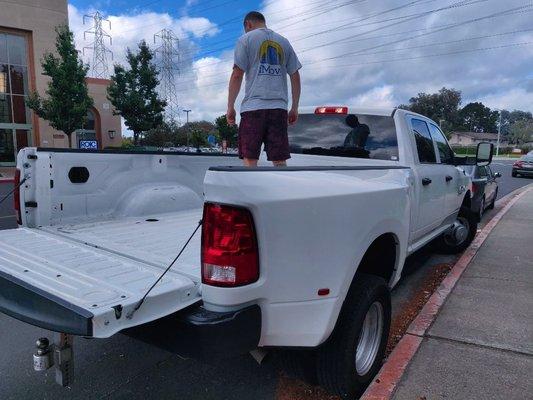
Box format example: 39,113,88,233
361,185,532,400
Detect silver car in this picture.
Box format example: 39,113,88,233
462,165,500,220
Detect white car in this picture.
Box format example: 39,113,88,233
0,106,491,397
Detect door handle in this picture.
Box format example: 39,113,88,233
446,175,453,182
422,177,432,186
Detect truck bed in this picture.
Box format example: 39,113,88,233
0,210,202,338
41,208,203,282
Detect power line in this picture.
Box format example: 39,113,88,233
83,11,113,79
175,25,533,86
184,0,500,72
304,3,533,65
176,0,433,60
174,40,533,92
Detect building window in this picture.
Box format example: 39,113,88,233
76,109,99,149
0,31,31,165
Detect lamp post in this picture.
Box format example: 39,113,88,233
496,110,502,157
182,109,191,151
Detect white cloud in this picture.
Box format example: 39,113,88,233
69,0,533,129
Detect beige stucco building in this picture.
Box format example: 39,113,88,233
0,0,122,166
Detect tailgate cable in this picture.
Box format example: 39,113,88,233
0,175,28,205
126,219,203,320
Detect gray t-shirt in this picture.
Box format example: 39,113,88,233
234,28,302,113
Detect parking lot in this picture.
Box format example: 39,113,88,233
0,159,530,400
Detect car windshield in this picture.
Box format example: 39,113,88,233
288,113,399,161
522,155,533,161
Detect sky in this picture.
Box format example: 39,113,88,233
67,0,533,131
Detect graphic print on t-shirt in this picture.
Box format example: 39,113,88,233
258,40,284,76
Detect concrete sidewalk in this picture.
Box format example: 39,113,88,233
392,189,533,399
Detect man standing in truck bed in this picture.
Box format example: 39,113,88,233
227,11,302,167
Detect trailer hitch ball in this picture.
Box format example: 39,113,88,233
33,337,53,371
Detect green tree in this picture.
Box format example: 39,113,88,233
399,87,462,133
26,25,93,148
458,102,499,133
178,121,215,148
142,120,179,147
499,109,533,135
215,114,238,147
509,119,533,144
107,41,166,145
189,128,208,150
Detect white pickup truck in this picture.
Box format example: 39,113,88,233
0,107,492,398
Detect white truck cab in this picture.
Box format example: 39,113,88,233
0,106,492,397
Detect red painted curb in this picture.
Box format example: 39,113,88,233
361,334,423,400
361,186,532,400
406,186,530,337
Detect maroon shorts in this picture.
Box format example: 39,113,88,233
238,109,291,161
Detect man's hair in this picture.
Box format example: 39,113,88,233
346,114,359,128
244,11,266,25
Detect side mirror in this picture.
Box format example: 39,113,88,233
476,142,493,167
494,172,502,178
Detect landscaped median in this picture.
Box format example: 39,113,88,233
361,184,533,400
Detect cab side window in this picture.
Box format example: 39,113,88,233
411,119,436,163
429,124,454,164
478,166,488,178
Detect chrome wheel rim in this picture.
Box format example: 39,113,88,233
355,301,384,376
444,216,470,246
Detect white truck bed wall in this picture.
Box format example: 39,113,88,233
18,148,239,227
201,166,411,347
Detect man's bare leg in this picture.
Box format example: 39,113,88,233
243,158,258,167
272,160,287,167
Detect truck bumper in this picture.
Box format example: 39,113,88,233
123,304,262,358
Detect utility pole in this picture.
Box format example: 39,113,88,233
154,29,180,123
83,11,113,79
496,110,502,157
183,109,191,151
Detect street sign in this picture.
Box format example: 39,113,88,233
79,140,98,150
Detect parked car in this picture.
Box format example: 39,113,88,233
512,154,533,177
461,165,500,220
0,107,491,398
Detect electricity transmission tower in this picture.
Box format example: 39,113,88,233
154,29,180,123
83,11,113,79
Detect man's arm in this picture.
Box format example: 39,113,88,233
227,66,244,126
288,70,301,125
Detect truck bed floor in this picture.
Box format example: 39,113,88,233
41,208,203,282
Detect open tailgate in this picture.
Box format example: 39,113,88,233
0,228,200,338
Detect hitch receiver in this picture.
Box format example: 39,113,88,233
33,333,74,387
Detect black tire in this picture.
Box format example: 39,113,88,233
487,188,497,210
435,205,478,254
276,349,318,385
512,171,518,177
316,273,391,399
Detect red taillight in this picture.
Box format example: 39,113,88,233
513,161,523,167
14,168,21,225
201,203,259,287
315,106,348,114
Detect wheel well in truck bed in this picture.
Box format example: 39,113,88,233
356,233,398,284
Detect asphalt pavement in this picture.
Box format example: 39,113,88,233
0,160,531,400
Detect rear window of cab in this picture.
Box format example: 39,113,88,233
288,113,399,161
